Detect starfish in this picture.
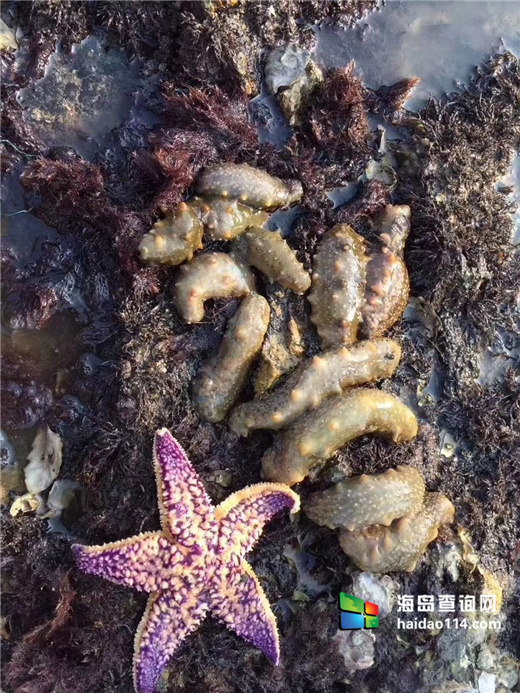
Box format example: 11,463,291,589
72,428,300,693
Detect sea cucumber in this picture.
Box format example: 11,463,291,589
139,202,203,266
229,338,401,436
338,492,455,573
308,225,368,348
376,204,411,255
261,389,418,486
192,294,270,422
191,196,269,241
232,227,311,293
304,465,425,531
195,163,303,210
360,205,411,339
172,252,255,323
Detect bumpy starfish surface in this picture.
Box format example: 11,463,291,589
72,429,300,693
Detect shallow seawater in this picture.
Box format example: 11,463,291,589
250,88,294,147
16,35,143,159
1,161,59,259
314,0,520,111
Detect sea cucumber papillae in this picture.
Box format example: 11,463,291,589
360,204,411,339
233,227,311,294
304,465,425,531
172,252,255,323
261,389,418,486
192,294,270,422
139,202,203,266
195,163,303,210
308,225,368,348
192,196,269,241
229,338,401,436
338,491,455,572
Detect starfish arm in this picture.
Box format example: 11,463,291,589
154,429,215,540
215,483,300,555
72,532,189,592
210,559,280,664
133,590,208,693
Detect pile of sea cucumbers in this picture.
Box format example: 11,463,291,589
305,467,454,572
140,163,454,573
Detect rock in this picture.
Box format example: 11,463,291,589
477,644,495,671
478,671,496,693
253,289,306,395
24,426,63,494
351,572,400,619
264,44,323,125
332,629,376,673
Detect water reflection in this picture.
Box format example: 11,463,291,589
315,0,520,111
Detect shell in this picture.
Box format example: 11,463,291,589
195,163,303,211
338,492,455,573
191,196,269,242
139,202,203,266
192,294,270,422
232,227,311,294
305,465,425,531
261,389,418,486
172,252,255,323
360,205,411,339
308,225,368,348
229,338,401,436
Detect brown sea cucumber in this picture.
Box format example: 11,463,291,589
261,389,418,486
195,163,303,210
308,225,368,348
338,492,455,572
360,205,411,339
192,197,269,241
172,252,255,323
376,204,411,255
191,294,270,422
304,465,425,531
229,338,401,436
139,202,203,266
233,227,311,294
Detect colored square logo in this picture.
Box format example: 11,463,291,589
340,612,364,630
365,602,379,616
338,593,379,630
339,593,364,613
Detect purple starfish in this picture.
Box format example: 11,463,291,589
72,428,300,693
